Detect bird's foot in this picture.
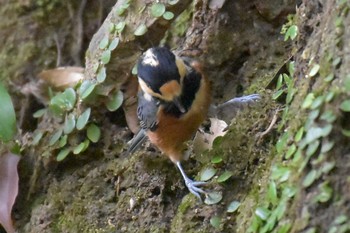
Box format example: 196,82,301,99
229,93,261,104
184,177,207,200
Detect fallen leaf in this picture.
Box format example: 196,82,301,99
122,76,139,134
193,118,228,154
38,66,84,90
0,152,20,233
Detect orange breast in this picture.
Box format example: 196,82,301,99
147,73,211,163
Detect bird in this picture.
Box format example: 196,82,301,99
128,46,211,200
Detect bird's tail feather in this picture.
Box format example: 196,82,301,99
127,129,147,154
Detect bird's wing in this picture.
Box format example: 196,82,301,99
127,91,159,154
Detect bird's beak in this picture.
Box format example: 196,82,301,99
173,97,186,113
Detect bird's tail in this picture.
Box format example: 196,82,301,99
127,129,148,154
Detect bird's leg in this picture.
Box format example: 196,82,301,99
208,94,261,123
176,161,207,200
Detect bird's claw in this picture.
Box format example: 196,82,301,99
184,178,207,200
232,93,261,103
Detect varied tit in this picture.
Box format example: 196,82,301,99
128,46,211,199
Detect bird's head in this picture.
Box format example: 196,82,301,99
137,47,187,112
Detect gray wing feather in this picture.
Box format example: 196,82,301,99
127,91,159,154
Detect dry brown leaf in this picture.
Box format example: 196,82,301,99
193,118,228,155
0,152,20,233
38,66,84,90
122,76,139,134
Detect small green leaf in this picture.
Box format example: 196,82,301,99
101,50,111,64
324,73,334,82
325,92,335,102
87,124,101,143
340,100,350,112
63,114,76,134
132,63,138,75
204,191,222,205
287,25,298,40
116,7,127,16
302,93,315,109
335,16,343,27
285,144,297,159
50,94,66,112
33,109,46,118
286,87,296,104
267,181,278,205
106,90,124,111
309,64,320,77
344,75,350,92
227,201,241,213
255,207,270,221
99,37,109,49
277,222,292,233
59,135,67,148
288,61,295,77
97,67,107,83
82,139,90,151
63,88,76,110
306,140,320,157
134,24,148,36
276,74,284,90
217,171,233,183
275,201,287,220
108,38,119,51
200,167,217,181
32,131,43,145
320,110,336,123
328,226,337,233
49,129,63,146
283,73,292,87
332,57,341,67
308,109,320,121
151,3,166,17
334,215,348,225
341,129,350,137
302,169,317,188
294,127,304,142
56,148,70,161
305,126,328,144
210,216,221,229
320,124,333,137
163,11,174,20
320,161,335,174
79,81,96,100
311,96,324,109
76,108,91,130
116,3,129,16
321,140,334,153
314,182,332,203
213,136,223,148
272,89,284,100
108,23,115,33
115,21,126,33
282,185,297,198
271,165,290,182
211,155,223,164
73,141,86,154
276,131,289,154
